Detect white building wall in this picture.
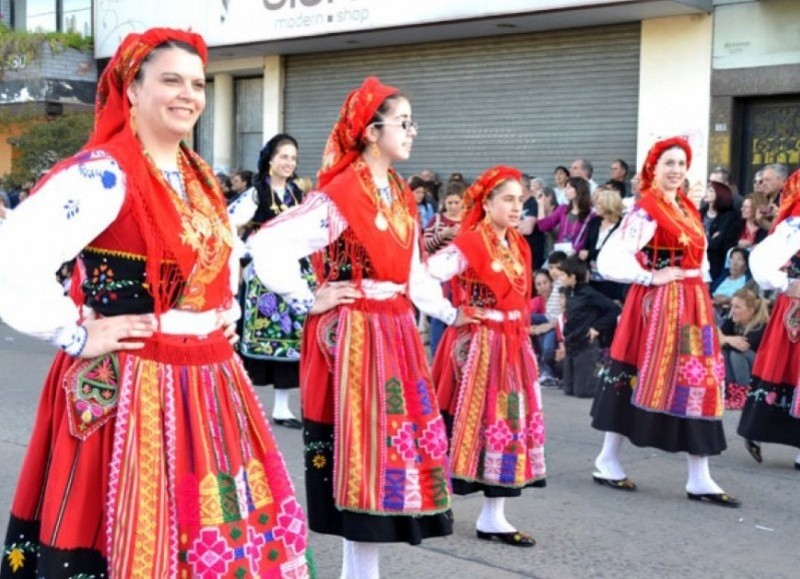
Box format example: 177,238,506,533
638,14,713,193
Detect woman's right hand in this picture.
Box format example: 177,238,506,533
309,281,362,315
651,267,685,286
79,314,157,358
453,307,485,327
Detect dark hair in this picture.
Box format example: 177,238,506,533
256,133,299,184
709,181,733,212
604,179,625,196
560,255,588,283
134,40,201,83
554,166,569,178
613,159,629,177
547,250,568,267
233,170,253,188
409,176,432,192
215,172,231,190
567,177,592,220
444,180,466,199
559,286,571,297
728,247,749,269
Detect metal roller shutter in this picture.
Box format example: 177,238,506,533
284,22,640,184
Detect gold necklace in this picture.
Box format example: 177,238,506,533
480,221,526,294
269,183,299,213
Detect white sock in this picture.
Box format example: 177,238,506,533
476,497,516,533
795,450,800,464
272,389,295,420
685,454,724,494
594,432,626,480
341,539,379,579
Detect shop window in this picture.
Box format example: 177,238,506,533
13,0,92,36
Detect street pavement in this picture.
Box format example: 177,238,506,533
1,321,798,578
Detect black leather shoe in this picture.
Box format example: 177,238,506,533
476,530,536,547
592,474,637,491
686,492,741,508
794,462,800,471
272,417,303,429
744,439,762,463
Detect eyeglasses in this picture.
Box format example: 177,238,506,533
373,119,418,131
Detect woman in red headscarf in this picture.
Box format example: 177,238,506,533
427,166,545,547
0,29,309,578
737,168,800,470
589,137,740,507
248,77,473,578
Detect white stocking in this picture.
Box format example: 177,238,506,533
795,450,800,465
476,497,516,533
594,432,626,480
685,454,724,494
341,539,380,579
272,389,295,420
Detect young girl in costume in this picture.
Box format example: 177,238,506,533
248,76,474,578
590,137,739,507
428,166,546,547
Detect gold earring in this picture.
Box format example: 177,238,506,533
371,143,381,158
129,105,138,134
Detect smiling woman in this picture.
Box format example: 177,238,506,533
0,28,310,579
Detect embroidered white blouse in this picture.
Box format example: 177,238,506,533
597,206,711,285
749,216,800,292
247,191,458,324
0,151,240,352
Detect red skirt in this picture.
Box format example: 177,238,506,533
1,331,310,578
300,297,450,517
433,320,546,489
737,294,800,447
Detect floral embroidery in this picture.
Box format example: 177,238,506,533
244,526,267,575
679,357,706,384
78,159,118,189
484,420,513,453
312,454,326,469
272,497,307,556
419,417,448,459
391,422,418,462
186,528,234,578
64,199,79,219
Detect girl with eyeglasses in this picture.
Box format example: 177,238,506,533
247,76,476,578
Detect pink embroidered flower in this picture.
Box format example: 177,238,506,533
391,422,418,462
679,357,706,385
419,418,448,459
273,497,308,556
484,420,513,453
765,391,777,405
186,528,234,578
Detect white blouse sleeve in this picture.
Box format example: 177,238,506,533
0,154,125,345
750,216,800,292
247,191,346,313
409,229,458,324
426,244,468,283
227,186,258,227
597,206,657,285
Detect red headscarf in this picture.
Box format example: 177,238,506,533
639,136,692,193
34,28,227,315
317,76,399,188
459,165,523,234
774,168,800,227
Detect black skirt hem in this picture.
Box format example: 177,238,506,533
591,360,727,456
737,377,800,449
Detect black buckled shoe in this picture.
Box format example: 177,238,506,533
476,530,536,547
592,474,637,491
686,492,741,508
272,417,303,429
744,439,762,464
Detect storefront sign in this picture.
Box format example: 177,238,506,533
95,0,638,57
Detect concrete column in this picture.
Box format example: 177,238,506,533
262,55,283,142
213,72,235,174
